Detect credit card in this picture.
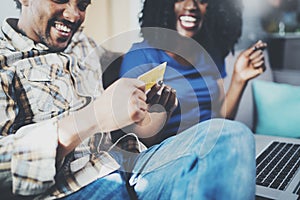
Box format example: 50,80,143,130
138,62,167,91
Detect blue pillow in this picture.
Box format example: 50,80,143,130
252,80,300,138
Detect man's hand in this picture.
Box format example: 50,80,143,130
93,78,177,145
57,78,148,158
94,78,148,132
128,82,178,144
134,82,178,128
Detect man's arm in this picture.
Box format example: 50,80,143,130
0,120,58,196
0,76,148,195
56,78,149,159
0,67,58,195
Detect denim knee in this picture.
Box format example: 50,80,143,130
189,118,255,158
200,118,253,141
220,119,255,147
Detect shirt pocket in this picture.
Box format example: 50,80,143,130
23,65,69,115
24,65,54,82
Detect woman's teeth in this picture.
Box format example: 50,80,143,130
180,16,197,22
180,16,197,28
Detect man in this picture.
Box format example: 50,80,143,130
0,0,256,199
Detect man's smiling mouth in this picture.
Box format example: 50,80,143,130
54,21,72,37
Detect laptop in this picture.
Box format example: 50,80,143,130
255,134,300,200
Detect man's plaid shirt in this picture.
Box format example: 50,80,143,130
0,18,141,199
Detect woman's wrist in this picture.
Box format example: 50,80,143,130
232,71,248,86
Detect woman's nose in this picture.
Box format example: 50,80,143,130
183,0,197,10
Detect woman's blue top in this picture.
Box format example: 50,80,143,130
119,40,226,140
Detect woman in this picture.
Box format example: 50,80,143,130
120,0,267,145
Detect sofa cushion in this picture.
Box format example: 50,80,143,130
252,80,300,138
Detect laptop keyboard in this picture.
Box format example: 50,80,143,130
256,141,300,191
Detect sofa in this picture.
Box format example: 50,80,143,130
224,50,300,138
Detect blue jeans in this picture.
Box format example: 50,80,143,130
63,119,256,200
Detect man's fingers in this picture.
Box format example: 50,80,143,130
130,108,147,123
132,88,147,103
134,79,146,92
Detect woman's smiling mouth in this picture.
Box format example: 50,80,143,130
179,15,200,29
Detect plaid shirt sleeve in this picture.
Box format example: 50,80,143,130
0,20,139,198
0,120,59,196
0,66,59,196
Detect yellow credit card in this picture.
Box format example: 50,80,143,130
138,62,167,91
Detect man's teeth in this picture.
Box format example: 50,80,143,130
180,16,197,22
55,23,71,33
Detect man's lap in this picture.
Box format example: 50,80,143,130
133,118,254,173
61,171,130,200
130,118,256,199
63,119,255,199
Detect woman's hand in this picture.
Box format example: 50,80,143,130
146,81,177,115
220,40,267,120
233,40,267,84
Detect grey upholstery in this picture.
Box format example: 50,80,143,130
273,69,300,86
